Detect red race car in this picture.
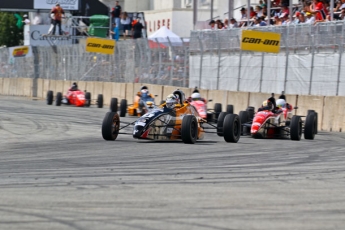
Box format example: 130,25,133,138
240,93,318,140
46,82,104,108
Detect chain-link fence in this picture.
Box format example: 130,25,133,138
189,21,345,96
0,38,190,88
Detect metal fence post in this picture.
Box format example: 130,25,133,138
308,35,315,95
336,40,343,96
259,52,264,92
237,36,242,91
283,35,289,93
167,37,174,86
216,32,221,90
197,36,204,89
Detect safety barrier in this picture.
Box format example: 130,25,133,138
0,77,343,132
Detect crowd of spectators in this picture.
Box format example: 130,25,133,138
208,0,345,29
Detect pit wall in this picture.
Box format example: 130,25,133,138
1,78,344,132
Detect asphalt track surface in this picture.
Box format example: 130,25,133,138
0,96,345,230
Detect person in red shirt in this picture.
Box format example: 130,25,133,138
51,3,65,35
310,0,327,21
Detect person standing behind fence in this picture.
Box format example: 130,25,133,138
110,23,119,41
132,18,144,39
112,1,122,28
51,3,65,35
121,12,131,40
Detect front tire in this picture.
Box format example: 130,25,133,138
102,112,120,141
239,111,249,135
120,99,127,117
223,114,241,143
181,115,198,144
47,90,53,105
85,92,91,107
55,92,62,106
97,94,104,108
290,115,302,141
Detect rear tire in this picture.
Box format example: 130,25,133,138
290,115,302,141
97,94,103,108
85,92,91,107
110,98,118,112
47,90,53,105
181,115,198,144
217,112,228,136
214,103,222,119
239,111,249,135
226,104,234,114
55,92,62,106
223,114,241,143
102,112,120,141
120,99,127,117
304,112,317,140
308,110,318,134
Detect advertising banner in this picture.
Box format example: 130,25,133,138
85,37,116,55
24,25,73,46
34,0,79,10
8,46,33,58
241,30,281,53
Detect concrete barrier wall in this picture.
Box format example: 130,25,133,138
1,77,345,132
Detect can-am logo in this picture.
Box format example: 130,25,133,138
46,0,77,5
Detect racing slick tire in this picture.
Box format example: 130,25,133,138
97,94,104,108
181,115,198,144
239,111,249,135
85,92,91,107
226,104,234,114
102,112,120,141
223,114,241,143
308,110,318,134
55,92,62,106
214,103,222,119
304,112,317,140
110,98,118,112
246,106,255,120
290,115,302,141
217,112,228,136
120,99,127,117
47,90,53,105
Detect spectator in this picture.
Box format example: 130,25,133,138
112,1,122,28
209,20,217,30
216,20,225,29
292,11,301,24
340,8,345,20
309,0,328,21
281,13,291,25
305,12,316,24
254,16,267,26
298,13,306,23
229,18,239,28
51,3,65,35
132,18,144,39
223,18,229,29
22,14,30,25
273,15,282,25
240,7,247,19
110,23,119,41
255,5,264,17
250,6,257,18
121,12,131,40
32,13,43,25
280,4,290,17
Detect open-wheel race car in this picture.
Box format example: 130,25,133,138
46,82,104,108
102,90,241,144
239,93,318,141
187,88,234,123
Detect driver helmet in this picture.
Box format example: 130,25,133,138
140,85,149,97
262,100,273,109
166,94,178,109
276,99,286,109
191,92,201,101
71,82,78,90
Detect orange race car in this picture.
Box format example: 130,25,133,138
102,89,241,144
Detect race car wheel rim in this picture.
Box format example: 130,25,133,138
191,120,196,139
111,114,120,138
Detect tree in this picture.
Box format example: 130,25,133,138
0,12,24,47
